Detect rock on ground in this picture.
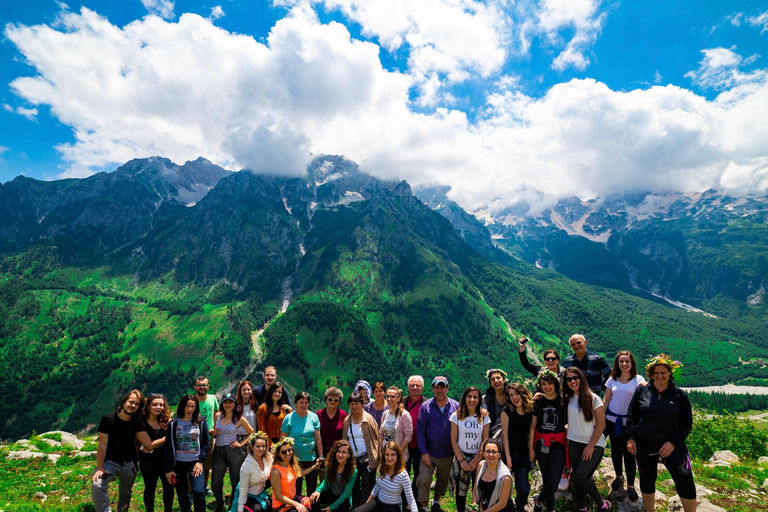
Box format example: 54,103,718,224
42,431,86,449
8,450,45,460
668,495,726,512
758,456,768,466
708,450,739,466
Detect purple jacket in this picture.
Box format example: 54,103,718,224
416,397,459,459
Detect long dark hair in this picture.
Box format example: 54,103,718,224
325,440,356,484
142,393,171,429
265,382,287,411
562,367,595,422
221,397,242,423
610,351,638,380
458,386,483,422
176,394,202,426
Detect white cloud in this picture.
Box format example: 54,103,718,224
746,11,768,33
209,6,224,21
685,47,766,90
3,103,38,119
0,145,9,154
140,0,174,19
4,7,768,215
533,0,606,72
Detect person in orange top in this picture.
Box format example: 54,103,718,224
271,437,322,512
258,383,290,447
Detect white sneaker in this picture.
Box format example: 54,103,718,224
558,474,570,491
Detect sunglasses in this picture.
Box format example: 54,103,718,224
279,448,293,455
326,398,340,402
544,357,558,362
565,376,580,382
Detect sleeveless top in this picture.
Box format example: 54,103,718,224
216,416,239,446
272,464,298,509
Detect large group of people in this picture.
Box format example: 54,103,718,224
92,338,696,512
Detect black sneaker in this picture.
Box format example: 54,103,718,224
430,503,445,512
610,475,624,491
627,487,638,501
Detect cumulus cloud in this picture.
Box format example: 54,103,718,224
533,0,606,71
209,6,224,20
4,7,768,215
140,0,174,19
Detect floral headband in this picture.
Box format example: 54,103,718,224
646,354,683,377
272,436,295,454
537,369,559,383
485,368,508,380
247,431,269,446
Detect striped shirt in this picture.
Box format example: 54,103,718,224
371,470,417,512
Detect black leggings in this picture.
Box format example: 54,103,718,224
311,489,351,512
634,437,696,500
139,456,174,512
352,497,401,512
606,421,636,485
534,442,567,512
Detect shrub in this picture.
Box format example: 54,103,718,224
687,413,768,461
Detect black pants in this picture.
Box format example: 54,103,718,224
311,489,351,512
606,420,636,485
568,441,605,508
406,447,421,499
352,465,376,507
298,461,320,496
535,442,567,512
139,456,174,512
634,437,696,500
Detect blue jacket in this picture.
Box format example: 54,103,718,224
416,397,459,459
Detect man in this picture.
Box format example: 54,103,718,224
415,376,459,512
403,375,425,492
91,389,145,512
254,365,293,407
563,334,611,395
194,375,218,493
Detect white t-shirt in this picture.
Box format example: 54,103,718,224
604,375,646,422
566,394,606,448
449,411,490,455
238,404,257,435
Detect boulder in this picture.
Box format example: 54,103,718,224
761,478,768,491
41,438,62,448
708,450,739,466
668,496,726,512
758,456,768,466
33,491,47,502
43,431,85,449
8,450,45,460
47,454,61,464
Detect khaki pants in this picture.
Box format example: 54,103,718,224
415,456,452,503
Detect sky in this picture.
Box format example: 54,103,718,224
1,0,767,215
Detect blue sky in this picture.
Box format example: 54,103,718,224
1,0,767,213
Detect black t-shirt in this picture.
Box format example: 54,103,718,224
98,412,140,463
137,420,166,462
502,407,532,455
533,397,565,435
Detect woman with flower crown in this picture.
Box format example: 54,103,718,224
272,437,324,512
233,432,273,512
626,354,695,512
482,369,508,444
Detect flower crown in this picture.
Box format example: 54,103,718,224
646,354,683,376
272,436,295,453
247,431,269,446
537,369,559,382
485,368,508,380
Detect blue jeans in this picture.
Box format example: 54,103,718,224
509,453,530,510
173,460,206,512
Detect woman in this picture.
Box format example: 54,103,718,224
627,355,695,512
272,437,323,512
233,432,273,512
317,388,348,466
528,370,566,512
137,393,173,512
518,341,566,387
364,382,389,428
259,383,290,446
472,439,513,512
238,381,258,443
482,370,507,444
604,351,645,501
282,392,323,495
165,394,211,512
355,381,372,406
212,392,256,512
310,440,357,512
500,384,533,512
352,442,418,512
450,386,490,512
563,368,610,512
342,392,380,507
378,386,412,460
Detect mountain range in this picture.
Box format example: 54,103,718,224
1,156,766,438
